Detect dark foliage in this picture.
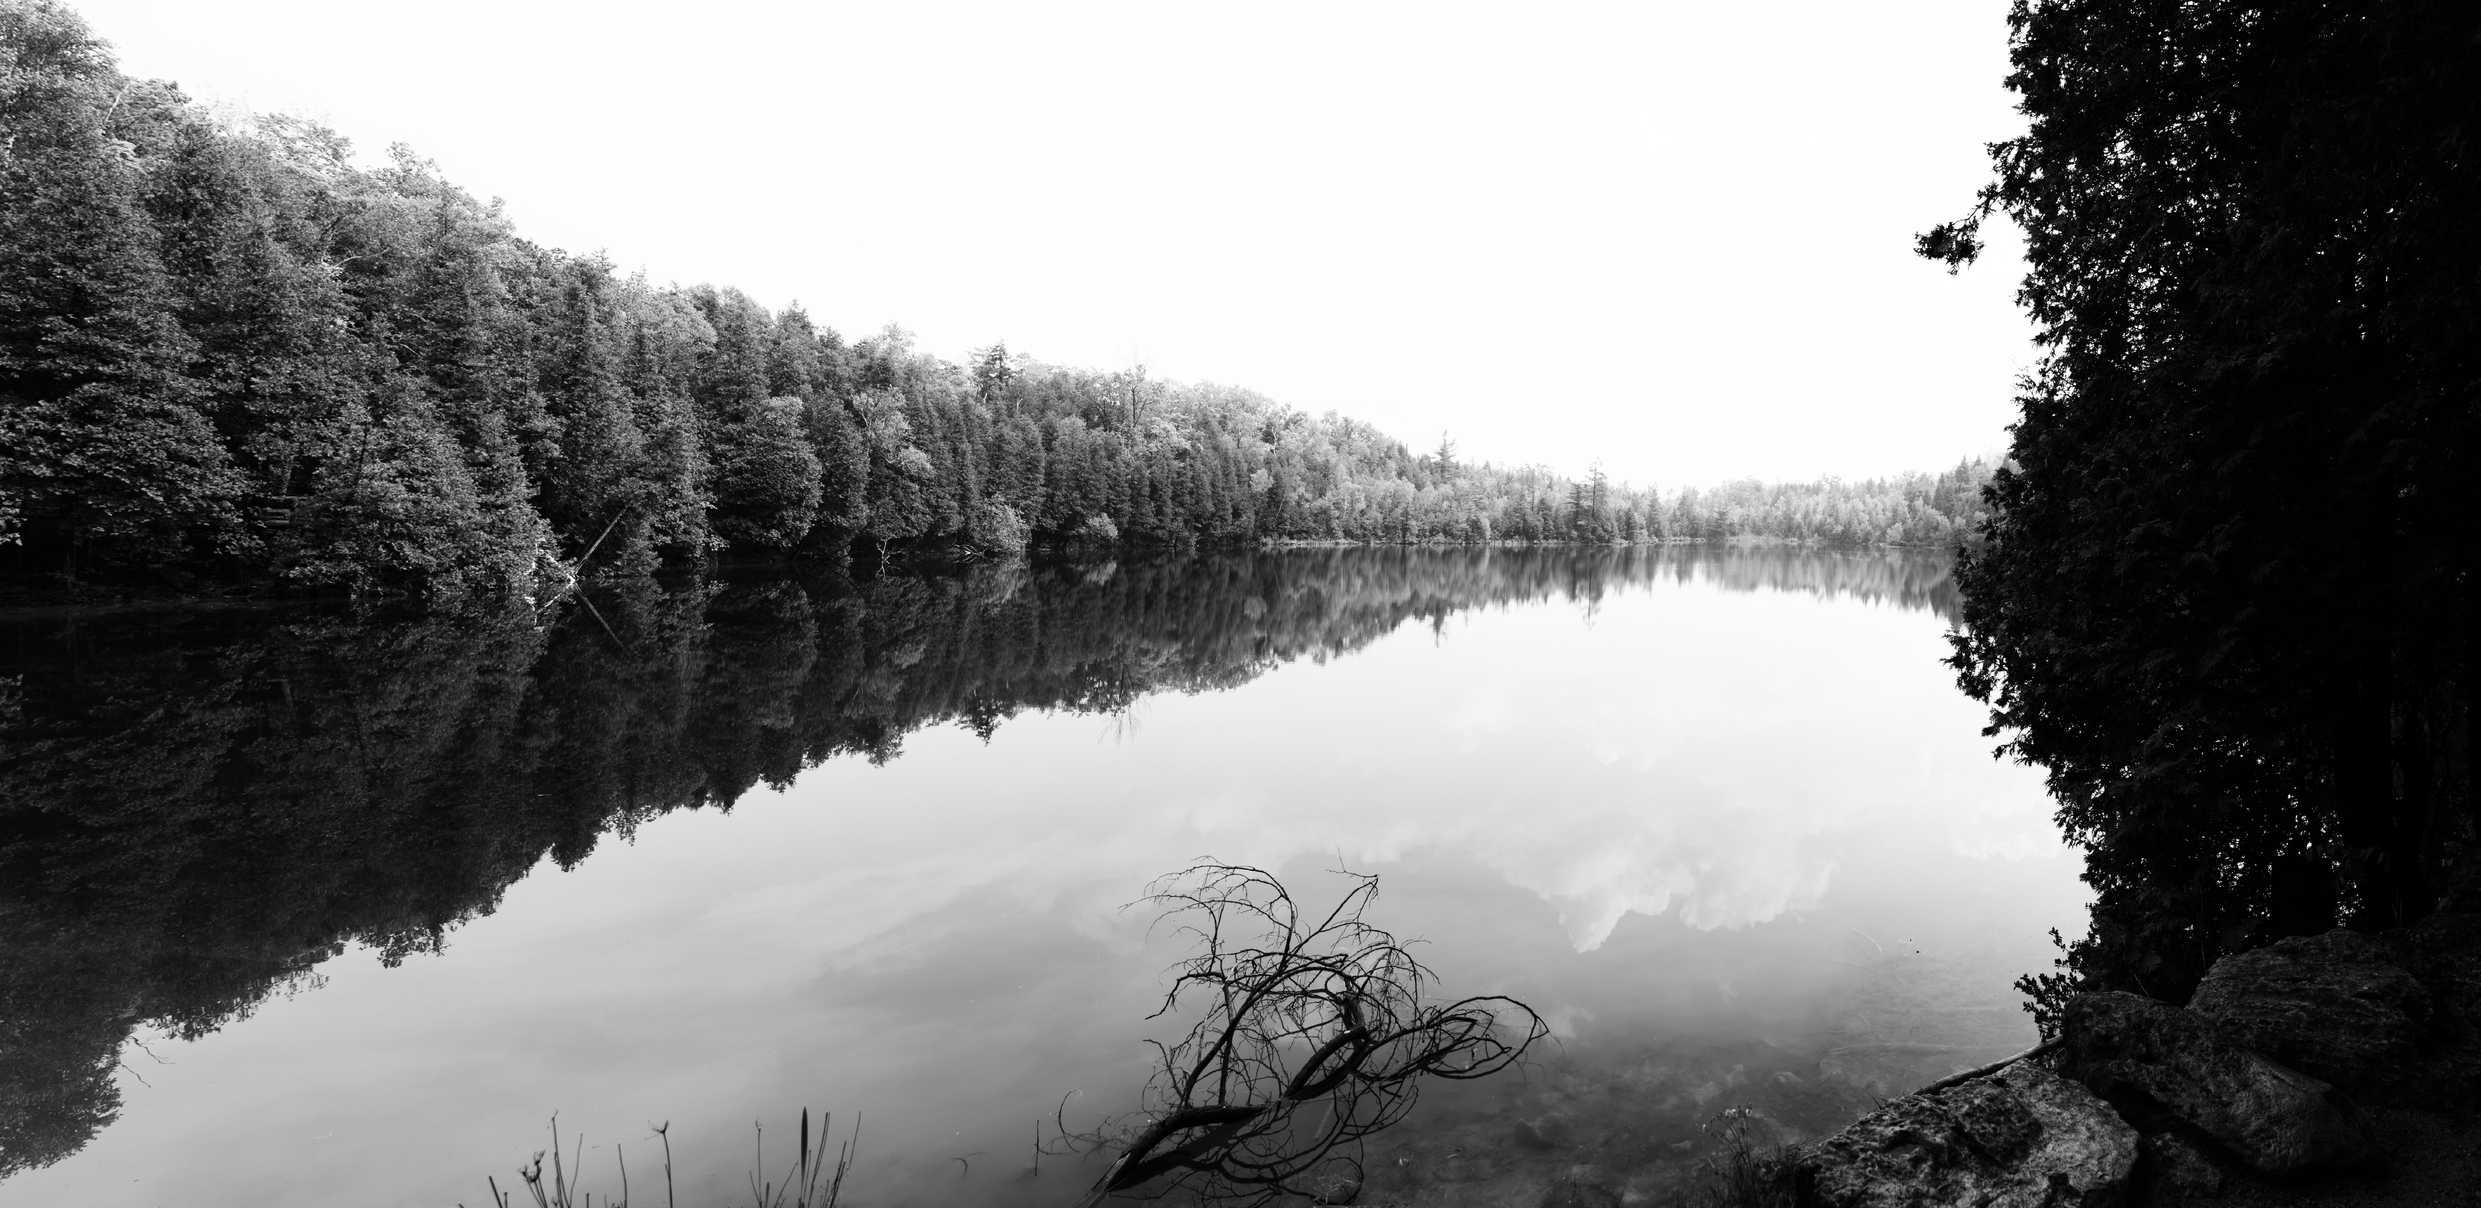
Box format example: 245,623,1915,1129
1928,0,2480,1005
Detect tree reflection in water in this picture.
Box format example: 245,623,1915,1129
0,545,1957,1178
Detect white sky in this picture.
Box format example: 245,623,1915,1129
75,0,2034,488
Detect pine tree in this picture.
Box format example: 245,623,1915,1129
0,4,237,572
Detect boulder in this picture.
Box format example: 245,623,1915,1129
2059,992,2378,1175
2187,929,2440,1105
1798,1061,2136,1207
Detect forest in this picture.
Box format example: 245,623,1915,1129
0,2,1989,603
1926,0,2477,1013
0,545,1959,1175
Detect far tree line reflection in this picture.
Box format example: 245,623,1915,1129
0,545,1957,1177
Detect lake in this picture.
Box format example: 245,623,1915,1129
0,547,2088,1207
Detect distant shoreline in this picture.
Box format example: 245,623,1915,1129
0,538,1961,614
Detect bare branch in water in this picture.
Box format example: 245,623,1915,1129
1059,862,1548,1207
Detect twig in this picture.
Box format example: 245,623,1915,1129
575,502,634,578
576,587,625,648
1916,1036,2066,1096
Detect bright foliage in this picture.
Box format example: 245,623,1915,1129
2,2,1987,600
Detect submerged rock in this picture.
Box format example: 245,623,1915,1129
1798,1061,2136,1207
1306,1167,1363,1205
2187,929,2440,1106
2059,992,2378,1176
2138,1133,2224,1200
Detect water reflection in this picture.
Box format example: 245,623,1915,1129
0,545,2048,1205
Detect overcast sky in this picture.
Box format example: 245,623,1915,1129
74,0,2034,488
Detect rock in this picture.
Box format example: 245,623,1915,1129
2139,1133,2223,1200
2059,992,2378,1175
1513,1114,1570,1150
2187,929,2440,1105
1798,1061,2137,1207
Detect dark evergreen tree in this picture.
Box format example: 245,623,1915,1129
1923,0,2481,1001
805,395,871,533
0,4,236,574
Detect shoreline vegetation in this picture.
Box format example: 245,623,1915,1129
1725,0,2480,1204
0,2,1991,608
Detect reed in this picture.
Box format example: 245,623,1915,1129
1687,1107,1798,1208
464,1111,854,1208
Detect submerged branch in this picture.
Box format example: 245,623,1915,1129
1060,862,1549,1207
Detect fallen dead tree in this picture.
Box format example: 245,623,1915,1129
1063,863,1548,1207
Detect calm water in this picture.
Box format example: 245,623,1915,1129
0,547,2087,1207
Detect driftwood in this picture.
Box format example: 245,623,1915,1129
1062,863,1547,1207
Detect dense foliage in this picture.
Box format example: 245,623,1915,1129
0,3,1990,602
1926,0,2479,1005
0,545,1960,1174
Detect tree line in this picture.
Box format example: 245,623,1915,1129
1924,0,2478,1010
0,544,1960,1175
0,1,1990,602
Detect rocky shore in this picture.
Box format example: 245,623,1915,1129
1790,902,2481,1206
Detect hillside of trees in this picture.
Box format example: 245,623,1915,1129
0,544,1958,1173
0,2,1989,602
